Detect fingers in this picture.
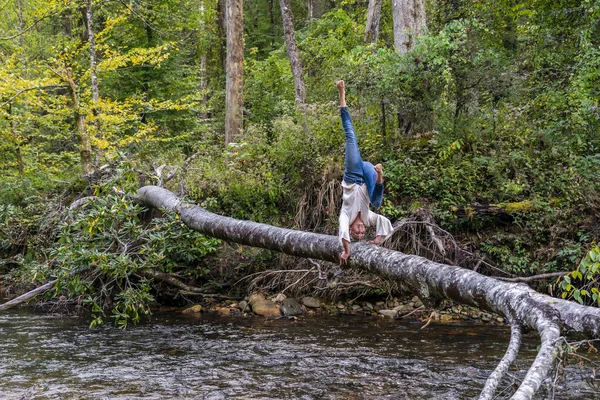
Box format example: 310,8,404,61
339,252,348,264
336,80,345,89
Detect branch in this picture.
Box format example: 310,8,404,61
479,323,523,400
0,279,57,311
0,8,66,41
511,322,562,399
497,272,569,283
69,196,98,211
139,269,210,293
179,291,242,300
0,85,67,108
279,267,315,295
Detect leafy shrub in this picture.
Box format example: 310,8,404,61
52,193,220,328
559,245,600,306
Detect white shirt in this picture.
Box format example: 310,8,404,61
338,181,393,245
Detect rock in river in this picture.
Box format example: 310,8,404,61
182,305,202,314
249,293,281,317
281,298,303,316
301,296,321,308
378,310,398,318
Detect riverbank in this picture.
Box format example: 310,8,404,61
178,293,506,326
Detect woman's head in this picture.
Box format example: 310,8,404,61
349,219,365,240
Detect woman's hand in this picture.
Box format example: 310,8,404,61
339,250,350,264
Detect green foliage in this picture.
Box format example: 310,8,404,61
50,187,219,327
481,234,539,275
2,0,600,316
559,246,600,306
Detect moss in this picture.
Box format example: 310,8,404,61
493,200,534,213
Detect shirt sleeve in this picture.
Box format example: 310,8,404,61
371,182,384,209
338,211,351,246
367,210,393,239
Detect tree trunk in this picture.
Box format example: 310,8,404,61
66,72,93,176
8,104,25,175
0,280,58,311
307,0,313,19
217,0,227,71
391,0,426,54
199,54,208,119
279,0,306,106
364,0,382,44
136,185,600,400
85,0,101,157
198,3,209,120
225,0,244,145
85,0,99,105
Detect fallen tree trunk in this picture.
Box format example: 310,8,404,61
0,279,57,311
136,185,600,399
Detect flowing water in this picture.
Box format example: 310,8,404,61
0,309,598,399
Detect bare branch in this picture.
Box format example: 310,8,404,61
0,8,65,41
512,322,562,399
0,85,67,108
0,279,57,311
479,323,523,400
179,291,242,300
139,269,209,293
497,272,569,283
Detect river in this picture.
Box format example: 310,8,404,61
0,309,598,399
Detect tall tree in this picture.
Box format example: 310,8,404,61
364,0,382,44
279,0,306,106
85,0,100,132
225,0,244,145
391,0,426,54
65,68,94,176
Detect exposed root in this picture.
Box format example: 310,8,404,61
293,164,342,232
381,208,514,277
235,256,398,301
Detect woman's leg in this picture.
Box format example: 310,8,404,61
336,81,364,185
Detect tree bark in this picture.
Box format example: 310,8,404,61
198,3,209,120
66,71,93,176
225,0,244,145
85,0,102,132
391,0,426,54
8,103,25,175
0,280,58,311
365,0,382,44
279,0,306,106
307,0,313,19
85,0,99,106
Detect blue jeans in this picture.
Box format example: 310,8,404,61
341,107,364,185
340,107,384,208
